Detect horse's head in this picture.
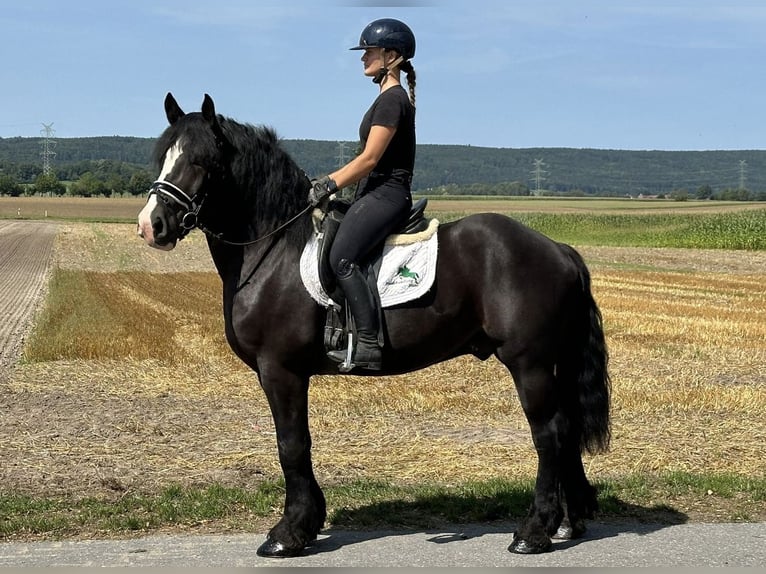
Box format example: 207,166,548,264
139,92,314,253
137,92,229,250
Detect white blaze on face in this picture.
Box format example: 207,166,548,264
137,141,185,248
158,141,184,180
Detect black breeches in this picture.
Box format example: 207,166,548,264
329,181,412,277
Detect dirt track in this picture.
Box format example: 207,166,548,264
0,221,57,384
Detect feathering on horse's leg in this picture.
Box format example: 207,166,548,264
554,448,595,540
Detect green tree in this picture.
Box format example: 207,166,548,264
69,172,108,197
32,173,66,196
0,174,23,196
696,184,713,200
105,174,126,197
718,187,754,201
126,171,154,196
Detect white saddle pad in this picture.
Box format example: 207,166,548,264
299,219,439,308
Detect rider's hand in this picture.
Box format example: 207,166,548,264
308,176,338,206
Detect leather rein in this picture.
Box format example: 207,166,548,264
147,177,312,247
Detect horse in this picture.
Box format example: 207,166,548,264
137,93,611,558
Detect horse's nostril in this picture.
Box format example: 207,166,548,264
152,216,165,239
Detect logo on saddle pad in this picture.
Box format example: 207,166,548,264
391,265,421,286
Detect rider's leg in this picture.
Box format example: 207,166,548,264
327,259,382,370
327,183,411,371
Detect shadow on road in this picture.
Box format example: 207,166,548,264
307,487,689,555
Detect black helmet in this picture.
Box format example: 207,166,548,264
349,18,415,60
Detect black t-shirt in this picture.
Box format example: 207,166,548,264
358,85,416,174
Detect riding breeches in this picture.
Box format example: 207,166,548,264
328,174,412,277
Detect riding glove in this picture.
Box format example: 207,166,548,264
308,176,338,206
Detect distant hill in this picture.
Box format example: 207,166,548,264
0,136,154,165
1,136,763,196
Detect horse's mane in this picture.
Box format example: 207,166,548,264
153,112,313,249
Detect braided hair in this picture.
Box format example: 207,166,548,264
399,60,417,107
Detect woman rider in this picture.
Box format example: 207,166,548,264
309,18,417,372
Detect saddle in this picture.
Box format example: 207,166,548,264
315,197,429,302
314,196,430,354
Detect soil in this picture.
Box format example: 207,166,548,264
0,221,57,384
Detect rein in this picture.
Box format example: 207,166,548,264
148,177,312,247
198,203,312,247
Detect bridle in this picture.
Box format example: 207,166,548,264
146,174,313,247
147,179,203,239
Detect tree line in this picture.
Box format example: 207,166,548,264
0,159,153,197
1,136,765,200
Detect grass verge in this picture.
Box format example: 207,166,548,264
1,472,763,541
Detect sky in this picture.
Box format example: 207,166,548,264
1,0,764,151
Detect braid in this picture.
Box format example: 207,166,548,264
400,60,416,107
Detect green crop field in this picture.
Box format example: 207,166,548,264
2,196,765,250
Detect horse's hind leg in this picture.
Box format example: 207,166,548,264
555,444,598,540
505,360,565,554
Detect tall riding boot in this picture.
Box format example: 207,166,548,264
327,262,382,371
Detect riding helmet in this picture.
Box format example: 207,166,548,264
349,18,416,60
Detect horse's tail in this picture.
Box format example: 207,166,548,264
558,244,611,454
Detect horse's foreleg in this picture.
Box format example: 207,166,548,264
256,371,326,558
507,363,563,554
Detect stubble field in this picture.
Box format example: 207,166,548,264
0,197,764,536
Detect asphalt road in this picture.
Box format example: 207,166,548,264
1,522,764,567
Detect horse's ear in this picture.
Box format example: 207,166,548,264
201,94,227,147
165,93,185,125
201,94,216,123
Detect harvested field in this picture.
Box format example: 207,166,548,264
0,197,146,221
0,221,764,523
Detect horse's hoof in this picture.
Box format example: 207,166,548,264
508,533,552,554
256,537,304,558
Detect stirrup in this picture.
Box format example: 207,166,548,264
327,333,356,372
327,333,382,372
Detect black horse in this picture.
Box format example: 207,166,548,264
137,93,611,557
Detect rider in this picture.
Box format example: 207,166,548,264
308,18,417,371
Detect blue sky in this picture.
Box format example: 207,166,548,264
1,0,764,150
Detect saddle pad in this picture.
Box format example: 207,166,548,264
299,223,439,308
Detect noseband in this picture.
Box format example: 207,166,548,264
147,179,205,239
